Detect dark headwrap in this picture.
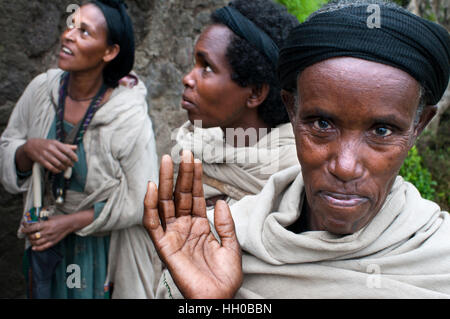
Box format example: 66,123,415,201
213,4,279,66
278,4,450,105
91,0,135,88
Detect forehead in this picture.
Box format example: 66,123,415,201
76,3,107,31
296,57,421,121
196,24,233,56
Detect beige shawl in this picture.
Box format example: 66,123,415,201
157,166,450,298
0,69,162,298
174,121,299,203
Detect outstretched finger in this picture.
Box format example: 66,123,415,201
192,159,206,218
213,200,240,253
143,181,165,243
158,155,176,229
159,155,174,201
174,150,194,217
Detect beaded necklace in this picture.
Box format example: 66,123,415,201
52,72,108,204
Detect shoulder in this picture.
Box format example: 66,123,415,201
95,76,148,125
24,68,62,94
392,176,448,231
111,76,147,108
15,69,63,117
97,77,153,140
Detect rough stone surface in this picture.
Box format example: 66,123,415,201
0,0,227,298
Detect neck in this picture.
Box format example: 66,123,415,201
67,69,105,101
221,112,271,148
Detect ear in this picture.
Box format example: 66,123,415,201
413,105,437,138
246,84,270,109
281,89,297,124
103,44,120,63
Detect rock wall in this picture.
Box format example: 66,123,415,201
0,0,227,298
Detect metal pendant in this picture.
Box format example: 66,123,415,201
55,188,64,204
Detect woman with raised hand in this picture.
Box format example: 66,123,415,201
0,0,160,298
174,0,300,209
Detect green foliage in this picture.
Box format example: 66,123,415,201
422,146,450,210
276,0,328,22
416,108,450,211
392,0,411,7
399,146,437,200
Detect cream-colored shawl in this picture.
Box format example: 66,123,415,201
174,121,299,204
0,69,162,299
157,166,450,298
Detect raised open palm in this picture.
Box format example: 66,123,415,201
143,151,243,299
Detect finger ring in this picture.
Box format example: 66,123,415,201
35,232,41,240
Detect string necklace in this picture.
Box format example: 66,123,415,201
56,72,108,146
52,72,108,203
67,91,96,102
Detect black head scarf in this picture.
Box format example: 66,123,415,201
213,4,279,67
278,3,450,105
91,0,135,88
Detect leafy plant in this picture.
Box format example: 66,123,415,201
276,0,328,22
399,146,437,200
416,108,450,211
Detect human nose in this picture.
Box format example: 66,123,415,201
182,68,195,89
62,27,76,42
328,139,364,183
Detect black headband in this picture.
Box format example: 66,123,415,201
278,5,450,105
214,5,279,67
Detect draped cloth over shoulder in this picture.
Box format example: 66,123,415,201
0,69,162,298
174,121,299,205
157,166,450,298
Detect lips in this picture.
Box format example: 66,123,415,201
319,191,369,207
181,94,196,110
60,45,74,56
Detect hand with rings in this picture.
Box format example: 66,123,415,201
21,214,78,251
21,221,45,250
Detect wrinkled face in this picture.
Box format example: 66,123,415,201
285,57,430,235
181,24,253,129
58,4,111,72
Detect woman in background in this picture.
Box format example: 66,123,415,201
174,0,300,208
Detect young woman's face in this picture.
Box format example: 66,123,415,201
57,4,110,72
181,24,253,129
287,57,428,235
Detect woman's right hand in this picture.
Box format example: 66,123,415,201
17,138,78,174
143,151,243,299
